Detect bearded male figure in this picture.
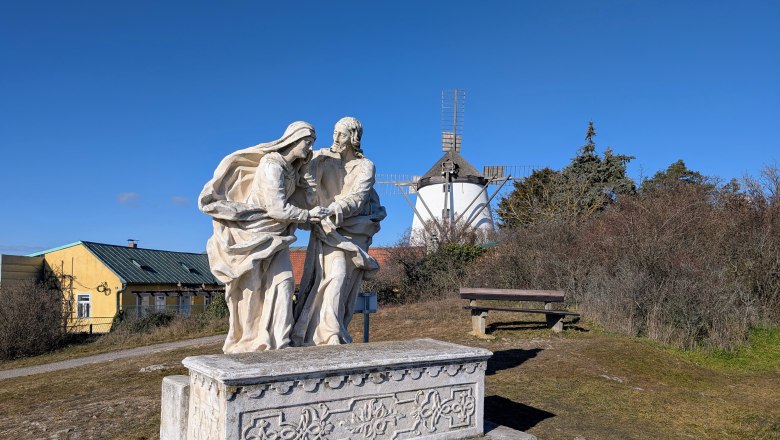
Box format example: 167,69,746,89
292,117,386,346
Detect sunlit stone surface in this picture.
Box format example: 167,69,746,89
161,338,492,440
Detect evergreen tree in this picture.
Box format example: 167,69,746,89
560,121,635,220
498,121,636,227
497,167,562,227
640,159,709,192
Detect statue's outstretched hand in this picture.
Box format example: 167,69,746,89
307,206,331,223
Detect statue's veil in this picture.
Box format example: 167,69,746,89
199,121,315,220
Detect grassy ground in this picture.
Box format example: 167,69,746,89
1,297,778,439
0,316,227,371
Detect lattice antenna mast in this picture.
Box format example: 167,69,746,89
441,89,465,152
439,89,466,225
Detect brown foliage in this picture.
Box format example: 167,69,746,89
364,243,486,304
0,281,67,360
468,168,780,350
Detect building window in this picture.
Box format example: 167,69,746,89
130,258,156,273
179,262,201,275
155,294,166,312
77,294,91,318
179,293,192,316
205,294,212,307
135,294,144,317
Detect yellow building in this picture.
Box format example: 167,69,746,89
25,241,223,333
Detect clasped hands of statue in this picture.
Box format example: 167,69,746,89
307,205,333,223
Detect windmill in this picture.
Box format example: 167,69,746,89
376,89,539,248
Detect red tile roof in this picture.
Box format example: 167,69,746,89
290,249,307,286
289,247,394,286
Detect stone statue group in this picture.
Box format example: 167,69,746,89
198,117,386,353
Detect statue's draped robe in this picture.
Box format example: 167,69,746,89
292,149,387,345
199,124,312,353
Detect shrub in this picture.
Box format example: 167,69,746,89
203,292,229,320
112,311,176,333
0,281,67,360
106,294,229,344
467,167,780,350
365,243,485,304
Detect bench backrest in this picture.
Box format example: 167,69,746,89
460,287,565,302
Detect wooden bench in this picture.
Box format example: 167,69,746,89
460,287,580,336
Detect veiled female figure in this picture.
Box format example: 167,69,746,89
199,122,327,353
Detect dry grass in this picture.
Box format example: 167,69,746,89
1,296,778,440
0,316,227,371
0,345,215,440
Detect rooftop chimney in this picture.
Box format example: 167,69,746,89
127,239,139,249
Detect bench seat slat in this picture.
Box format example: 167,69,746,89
460,287,565,303
464,306,580,316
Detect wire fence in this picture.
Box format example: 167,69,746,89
67,317,114,334
122,304,210,318
66,305,212,334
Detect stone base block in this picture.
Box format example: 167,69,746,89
164,338,492,440
160,375,190,440
484,420,537,440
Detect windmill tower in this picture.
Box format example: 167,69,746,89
408,90,486,243
378,89,533,248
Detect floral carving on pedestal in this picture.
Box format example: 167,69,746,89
243,404,334,440
342,398,404,439
239,383,477,439
410,388,476,433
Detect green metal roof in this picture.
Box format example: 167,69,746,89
81,241,221,286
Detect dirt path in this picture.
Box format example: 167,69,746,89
0,335,224,380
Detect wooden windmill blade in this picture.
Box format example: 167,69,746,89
482,165,540,183
374,173,419,196
441,88,465,153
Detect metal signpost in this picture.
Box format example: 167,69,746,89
353,291,378,343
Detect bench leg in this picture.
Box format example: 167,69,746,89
545,302,564,333
471,309,488,336
546,315,564,333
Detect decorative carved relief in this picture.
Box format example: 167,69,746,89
350,373,367,386
369,372,387,384
341,398,404,439
247,384,269,399
301,378,323,392
239,385,476,440
232,362,483,399
326,375,347,389
427,366,443,377
271,381,295,395
243,404,334,440
407,368,424,380
410,388,475,433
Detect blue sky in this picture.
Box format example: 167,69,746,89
1,1,778,254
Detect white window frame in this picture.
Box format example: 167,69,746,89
76,293,91,318
155,294,166,312
179,293,192,316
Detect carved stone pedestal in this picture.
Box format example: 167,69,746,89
161,338,492,440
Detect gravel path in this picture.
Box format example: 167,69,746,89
0,335,224,380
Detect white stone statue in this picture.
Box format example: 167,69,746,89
199,121,330,353
292,117,387,346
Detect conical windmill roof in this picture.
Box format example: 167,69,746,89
417,150,487,189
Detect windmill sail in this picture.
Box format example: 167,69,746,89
441,89,465,152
